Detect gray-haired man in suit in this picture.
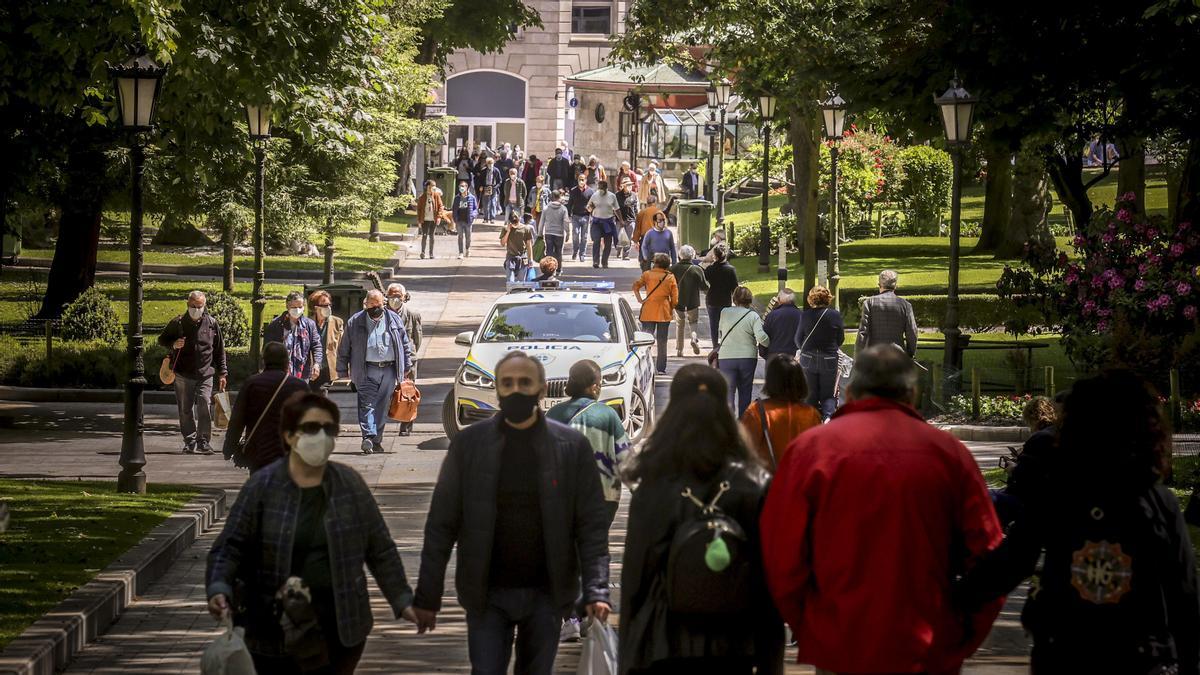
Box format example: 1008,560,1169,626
855,270,918,357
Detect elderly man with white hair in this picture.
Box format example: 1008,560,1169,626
157,290,227,455
386,283,422,436
669,245,708,356
338,289,414,453
855,269,918,358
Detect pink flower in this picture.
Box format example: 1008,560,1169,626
1117,209,1133,223
1097,319,1109,332
1065,271,1079,285
1171,243,1185,257
1073,235,1087,247
1120,191,1137,202
1185,305,1198,320
1083,300,1097,315
1098,308,1112,317
1181,222,1192,231
1138,262,1150,276
1109,275,1124,289
1147,228,1160,240
1178,282,1192,296
1101,233,1115,244
1134,279,1147,291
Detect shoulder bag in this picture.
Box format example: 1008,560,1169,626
234,375,290,467
796,308,830,369
754,398,777,469
706,308,755,369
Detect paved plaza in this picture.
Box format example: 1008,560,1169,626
0,229,1031,673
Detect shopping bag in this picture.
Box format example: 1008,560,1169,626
617,227,631,250
388,379,420,422
576,619,618,675
211,391,232,430
200,617,257,675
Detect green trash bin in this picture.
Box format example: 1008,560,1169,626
427,167,459,201
676,199,713,252
303,282,368,324
1,232,21,265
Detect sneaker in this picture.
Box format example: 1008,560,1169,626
691,336,701,355
457,253,463,259
656,369,668,376
559,619,581,643
676,351,684,358
372,443,385,454
419,252,426,259
398,429,411,437
465,250,471,257
183,445,196,455
593,263,600,269
197,443,215,456
361,438,373,455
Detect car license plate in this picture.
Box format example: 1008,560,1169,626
540,397,565,411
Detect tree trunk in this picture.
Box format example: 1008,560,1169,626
368,216,380,243
789,108,819,304
323,219,335,284
1116,135,1146,214
1046,151,1093,232
974,143,1013,253
1174,135,1200,227
37,143,106,319
1000,146,1054,258
222,226,235,292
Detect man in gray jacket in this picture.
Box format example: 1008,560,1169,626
855,269,918,357
538,189,570,274
337,290,413,454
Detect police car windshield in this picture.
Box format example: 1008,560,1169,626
480,303,617,343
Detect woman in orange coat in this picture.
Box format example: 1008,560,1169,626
740,353,821,468
632,252,679,375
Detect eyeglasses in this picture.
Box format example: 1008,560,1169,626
297,421,338,436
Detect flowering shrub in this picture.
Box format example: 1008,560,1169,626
998,194,1200,379
897,145,953,235
1182,398,1200,432
818,127,893,233
947,393,1033,423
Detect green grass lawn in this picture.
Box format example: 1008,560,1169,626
0,480,197,648
0,270,296,326
21,235,398,273
348,216,410,234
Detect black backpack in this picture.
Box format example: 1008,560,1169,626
664,472,753,616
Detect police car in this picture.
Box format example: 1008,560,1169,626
442,281,657,441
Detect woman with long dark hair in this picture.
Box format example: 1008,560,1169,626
956,369,1199,674
619,364,784,675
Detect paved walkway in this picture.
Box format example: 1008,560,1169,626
1,226,1033,672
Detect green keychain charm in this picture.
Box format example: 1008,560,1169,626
705,532,732,572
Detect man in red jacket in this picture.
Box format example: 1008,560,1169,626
760,345,1003,675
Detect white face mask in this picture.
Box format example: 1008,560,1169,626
655,222,666,231
315,306,331,319
187,307,203,320
288,307,303,319
388,297,403,310
293,431,335,467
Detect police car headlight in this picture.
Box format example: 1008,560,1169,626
601,365,626,386
459,366,495,389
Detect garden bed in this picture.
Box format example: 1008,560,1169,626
0,480,197,648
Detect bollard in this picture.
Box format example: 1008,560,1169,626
45,319,53,363
777,235,787,292
971,368,981,420
1170,369,1182,428
931,362,944,407
1044,365,1055,398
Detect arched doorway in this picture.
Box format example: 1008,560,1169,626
446,70,527,154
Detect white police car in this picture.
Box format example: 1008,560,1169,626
442,281,657,441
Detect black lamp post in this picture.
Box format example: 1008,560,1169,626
711,78,732,230
757,94,776,272
819,89,848,310
244,103,272,364
111,53,166,494
933,77,977,379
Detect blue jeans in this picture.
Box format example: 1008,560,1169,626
504,202,522,225
719,357,757,419
800,351,839,419
481,189,497,221
641,320,669,373
356,363,396,442
466,588,560,675
570,215,590,259
457,219,474,253
542,234,564,272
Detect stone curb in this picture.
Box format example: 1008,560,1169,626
0,487,226,675
936,424,1030,443
0,386,182,405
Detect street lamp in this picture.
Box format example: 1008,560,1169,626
819,89,848,310
244,103,272,364
933,77,978,382
111,53,166,494
711,78,732,231
757,94,777,272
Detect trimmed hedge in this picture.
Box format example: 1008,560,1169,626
0,336,259,389
755,288,1025,331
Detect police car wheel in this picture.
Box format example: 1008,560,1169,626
442,390,460,441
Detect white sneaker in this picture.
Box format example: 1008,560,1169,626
559,619,581,643
457,253,464,259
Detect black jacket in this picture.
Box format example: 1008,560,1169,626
957,464,1200,675
221,369,310,470
795,306,846,355
762,304,804,358
415,415,611,615
619,461,784,674
704,261,739,308
548,156,573,187
157,313,227,379
669,261,708,311
568,185,594,217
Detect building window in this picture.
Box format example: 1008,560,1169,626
572,2,612,34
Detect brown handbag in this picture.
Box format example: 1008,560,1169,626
388,379,420,422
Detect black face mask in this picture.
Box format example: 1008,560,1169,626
366,306,384,319
498,391,539,424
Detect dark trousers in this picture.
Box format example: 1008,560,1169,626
466,588,560,675
706,305,726,348
543,234,564,272
641,320,670,373
591,221,613,266
420,220,436,256
800,351,839,419
250,639,365,675
719,357,757,419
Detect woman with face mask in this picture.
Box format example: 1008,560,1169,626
207,392,417,672
307,290,344,395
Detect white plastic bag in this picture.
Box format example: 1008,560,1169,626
617,227,631,250
201,618,257,675
577,619,618,675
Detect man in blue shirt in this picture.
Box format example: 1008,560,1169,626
639,211,677,266
337,290,413,454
